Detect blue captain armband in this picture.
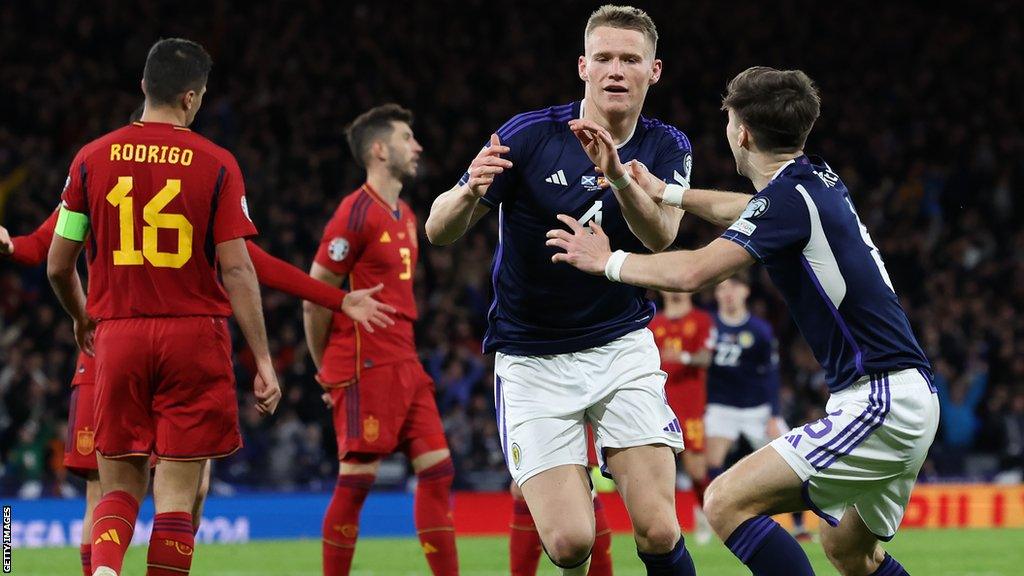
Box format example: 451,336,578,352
55,205,90,241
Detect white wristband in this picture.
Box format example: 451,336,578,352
661,183,688,208
608,172,632,191
604,250,630,282
679,351,692,365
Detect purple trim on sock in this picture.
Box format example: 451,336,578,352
725,516,777,563
637,536,689,568
801,481,840,527
871,553,905,576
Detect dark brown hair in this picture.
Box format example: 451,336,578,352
143,38,212,106
585,5,658,54
345,104,414,168
721,66,820,152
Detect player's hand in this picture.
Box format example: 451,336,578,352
465,133,513,198
546,214,612,276
74,316,96,356
321,392,334,409
342,283,397,334
627,159,669,203
253,365,282,416
0,226,12,256
568,119,625,181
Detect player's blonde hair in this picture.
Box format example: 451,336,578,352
584,5,658,55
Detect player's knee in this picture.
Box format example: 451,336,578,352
543,527,595,567
703,474,742,532
633,516,680,554
822,539,878,575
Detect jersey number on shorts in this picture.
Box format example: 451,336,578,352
714,342,742,367
107,176,193,268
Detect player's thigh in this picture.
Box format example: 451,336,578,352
153,458,207,514
94,320,157,457
819,507,886,575
519,464,596,555
605,444,679,549
703,444,805,536
153,317,240,459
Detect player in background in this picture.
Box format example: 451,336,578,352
427,6,697,574
547,66,938,576
46,38,284,576
304,104,457,576
1,192,392,576
705,273,809,540
648,292,714,544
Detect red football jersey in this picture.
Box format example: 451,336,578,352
60,121,256,319
650,308,715,385
314,184,419,384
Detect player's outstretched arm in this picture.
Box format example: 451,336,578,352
546,215,754,292
46,234,93,355
218,237,281,416
2,209,59,265
425,134,509,245
628,161,751,228
569,119,681,252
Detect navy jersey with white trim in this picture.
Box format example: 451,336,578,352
460,101,693,355
707,313,780,413
720,155,930,392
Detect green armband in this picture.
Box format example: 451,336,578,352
55,205,90,241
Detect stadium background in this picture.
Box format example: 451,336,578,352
1,0,1023,571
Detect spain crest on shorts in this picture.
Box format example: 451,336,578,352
76,428,95,455
363,415,380,443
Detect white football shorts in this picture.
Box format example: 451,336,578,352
705,402,779,448
494,328,685,486
770,368,939,540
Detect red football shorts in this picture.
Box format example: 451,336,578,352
65,382,98,477
329,359,447,461
666,379,707,453
94,316,241,460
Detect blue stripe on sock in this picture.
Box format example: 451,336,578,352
726,516,776,563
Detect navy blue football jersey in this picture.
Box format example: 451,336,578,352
720,155,930,392
461,101,693,355
707,313,780,412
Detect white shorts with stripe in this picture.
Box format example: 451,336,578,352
770,368,939,540
494,328,685,486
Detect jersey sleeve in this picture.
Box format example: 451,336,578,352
9,209,58,266
313,202,368,277
213,155,258,243
720,186,810,263
457,117,529,209
59,151,88,214
649,124,693,189
247,240,347,309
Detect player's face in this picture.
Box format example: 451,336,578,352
661,290,691,309
715,279,749,312
385,121,422,180
580,27,661,117
726,108,750,178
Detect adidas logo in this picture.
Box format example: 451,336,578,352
662,418,682,434
422,542,439,554
380,231,391,243
545,169,568,186
94,528,121,546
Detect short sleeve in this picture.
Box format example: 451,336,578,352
59,151,88,214
213,155,258,243
314,202,368,277
649,125,693,188
720,187,810,263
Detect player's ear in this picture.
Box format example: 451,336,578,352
650,58,663,85
371,140,388,163
578,55,589,82
738,124,751,151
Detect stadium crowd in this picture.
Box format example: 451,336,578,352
1,1,1022,496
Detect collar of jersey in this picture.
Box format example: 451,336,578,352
361,182,401,220
578,100,638,150
131,121,190,131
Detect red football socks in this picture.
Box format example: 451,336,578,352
146,512,195,575
414,459,459,575
79,544,91,576
322,474,374,575
91,490,139,574
590,497,613,576
510,496,542,575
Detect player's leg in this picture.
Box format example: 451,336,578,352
819,508,904,576
323,457,381,576
66,380,103,576
146,459,205,576
80,473,101,576
509,480,544,576
520,464,596,574
91,455,149,576
703,446,814,575
190,459,211,536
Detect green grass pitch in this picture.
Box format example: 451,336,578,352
12,529,1024,575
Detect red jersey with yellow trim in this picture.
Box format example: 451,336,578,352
650,308,715,385
60,121,256,320
314,184,419,384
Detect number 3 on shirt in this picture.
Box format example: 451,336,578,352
107,176,193,268
398,247,412,280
